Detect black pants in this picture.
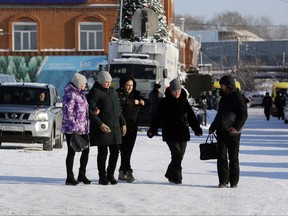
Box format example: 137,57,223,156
165,141,187,181
216,132,240,185
277,106,284,120
97,144,120,179
65,133,90,178
119,129,137,172
264,107,271,120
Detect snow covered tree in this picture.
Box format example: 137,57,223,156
116,0,169,42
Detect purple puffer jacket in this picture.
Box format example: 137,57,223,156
61,83,89,134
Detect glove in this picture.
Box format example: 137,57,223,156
208,127,215,134
121,125,127,137
194,128,203,136
99,123,111,133
147,129,155,138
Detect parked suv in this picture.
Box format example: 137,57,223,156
0,82,63,151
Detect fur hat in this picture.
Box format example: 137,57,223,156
71,73,87,88
169,79,181,91
97,71,112,84
219,75,236,89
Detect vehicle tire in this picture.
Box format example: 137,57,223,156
43,130,55,151
54,133,63,149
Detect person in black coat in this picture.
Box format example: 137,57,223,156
117,76,150,183
274,92,286,120
87,71,127,185
147,78,203,184
209,75,248,188
148,83,163,120
262,92,273,120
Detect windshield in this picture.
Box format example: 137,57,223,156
109,64,157,80
0,87,50,106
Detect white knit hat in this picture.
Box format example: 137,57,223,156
97,71,112,84
71,73,87,88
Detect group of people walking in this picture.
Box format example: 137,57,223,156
61,72,248,188
262,91,286,121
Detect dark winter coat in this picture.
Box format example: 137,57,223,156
149,88,202,142
148,88,163,118
117,77,150,131
274,95,286,109
87,82,126,146
209,89,248,134
262,95,273,109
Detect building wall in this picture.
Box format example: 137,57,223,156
0,0,195,70
0,0,118,56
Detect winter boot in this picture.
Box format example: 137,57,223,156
65,174,79,186
118,170,135,183
107,175,118,185
77,170,91,185
99,175,109,185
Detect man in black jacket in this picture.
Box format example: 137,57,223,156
262,92,273,120
209,75,248,188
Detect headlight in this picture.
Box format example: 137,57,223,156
33,110,49,121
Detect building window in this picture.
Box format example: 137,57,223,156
13,23,37,51
79,22,103,51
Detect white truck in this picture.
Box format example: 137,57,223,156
108,40,180,97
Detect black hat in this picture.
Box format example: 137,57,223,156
219,75,236,89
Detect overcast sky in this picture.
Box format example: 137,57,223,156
174,0,288,25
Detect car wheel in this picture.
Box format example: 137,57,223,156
54,133,63,149
43,130,55,151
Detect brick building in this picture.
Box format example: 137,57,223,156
0,0,199,69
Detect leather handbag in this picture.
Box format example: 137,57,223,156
199,133,218,160
70,134,89,152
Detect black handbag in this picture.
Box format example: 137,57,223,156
70,134,89,152
199,133,218,160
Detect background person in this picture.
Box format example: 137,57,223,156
274,91,286,120
61,73,90,186
262,92,273,120
209,75,248,188
87,71,127,185
117,76,150,183
148,83,163,121
147,78,203,184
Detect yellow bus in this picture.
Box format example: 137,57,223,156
271,82,288,100
212,80,241,92
270,82,288,116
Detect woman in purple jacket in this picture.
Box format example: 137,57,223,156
61,73,90,186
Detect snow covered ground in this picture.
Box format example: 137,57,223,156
0,108,288,215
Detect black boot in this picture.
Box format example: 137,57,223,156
77,170,91,185
99,175,109,185
65,174,79,186
107,175,118,185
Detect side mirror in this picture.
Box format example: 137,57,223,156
163,69,167,78
55,102,63,108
